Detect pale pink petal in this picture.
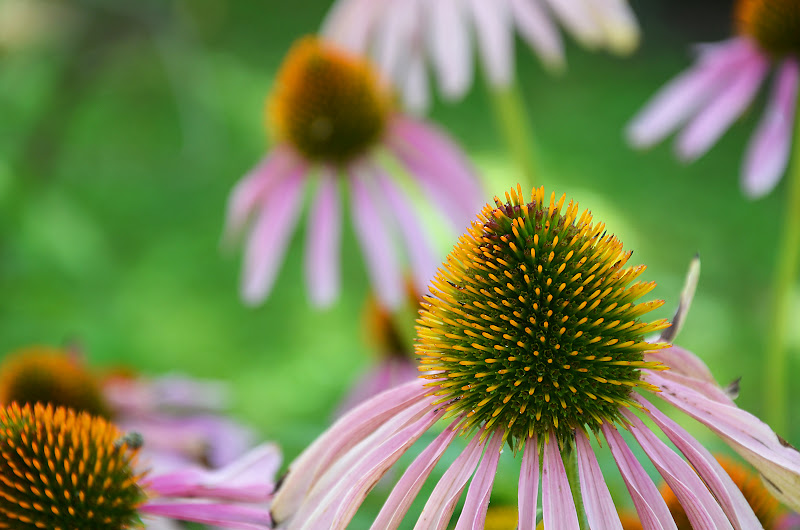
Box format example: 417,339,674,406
541,0,604,49
223,147,297,243
455,430,505,530
636,394,762,529
241,165,306,306
518,436,540,530
602,423,678,530
644,345,719,388
145,443,281,502
104,374,230,414
646,373,800,513
271,380,429,522
373,0,418,82
659,254,700,342
627,38,756,148
415,433,486,530
588,0,640,54
467,0,513,87
623,410,732,530
349,166,404,308
429,0,474,99
140,501,271,530
676,51,770,161
645,364,733,405
402,47,431,113
320,0,385,52
509,0,565,72
373,422,461,530
742,58,800,198
305,169,341,307
302,407,446,529
575,430,622,530
373,165,439,293
542,434,579,530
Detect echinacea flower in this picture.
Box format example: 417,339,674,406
627,0,800,198
322,0,641,111
0,346,257,471
0,403,279,529
224,36,483,309
271,186,800,529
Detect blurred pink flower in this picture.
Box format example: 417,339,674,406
322,0,640,111
225,37,483,309
627,1,800,198
270,188,800,528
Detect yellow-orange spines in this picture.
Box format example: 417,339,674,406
0,347,110,418
417,186,670,450
735,0,800,57
0,403,145,529
268,36,391,164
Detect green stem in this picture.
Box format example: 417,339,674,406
764,94,800,435
486,79,540,191
563,447,588,530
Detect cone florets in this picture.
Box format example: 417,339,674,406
417,187,670,450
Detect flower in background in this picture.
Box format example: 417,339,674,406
627,0,800,198
0,345,257,471
224,36,483,309
270,186,800,529
322,0,640,111
0,403,280,529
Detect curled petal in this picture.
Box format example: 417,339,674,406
659,255,700,343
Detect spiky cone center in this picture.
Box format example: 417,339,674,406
0,403,145,529
735,0,800,57
0,347,111,419
661,456,784,529
417,186,670,450
267,36,392,164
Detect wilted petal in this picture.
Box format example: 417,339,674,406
518,436,540,530
575,430,622,530
742,58,799,198
659,255,700,343
305,168,341,307
542,435,579,530
455,430,505,530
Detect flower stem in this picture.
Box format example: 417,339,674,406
563,447,588,530
764,94,800,435
486,79,540,190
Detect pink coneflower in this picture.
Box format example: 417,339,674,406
627,0,800,198
322,0,641,111
224,36,483,309
271,186,800,529
0,402,280,529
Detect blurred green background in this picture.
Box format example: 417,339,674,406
0,0,796,525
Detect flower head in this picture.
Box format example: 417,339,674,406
225,36,483,308
322,0,641,110
0,403,279,529
628,0,800,198
271,186,800,529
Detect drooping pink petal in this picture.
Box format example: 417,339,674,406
602,423,678,530
659,255,700,343
541,0,604,49
635,394,762,529
622,410,732,530
271,380,429,522
416,432,486,530
627,38,756,148
223,147,297,244
509,0,565,72
373,164,440,293
455,430,505,530
241,164,307,305
646,373,800,513
542,434,579,530
742,58,800,198
140,500,272,530
300,407,446,529
349,166,404,308
145,443,281,503
305,168,341,307
676,49,770,161
588,0,640,54
373,422,461,530
575,430,622,530
429,0,474,99
467,0,513,87
518,436,540,530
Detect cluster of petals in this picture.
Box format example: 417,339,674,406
270,263,800,529
225,115,484,309
627,37,799,198
322,0,640,110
